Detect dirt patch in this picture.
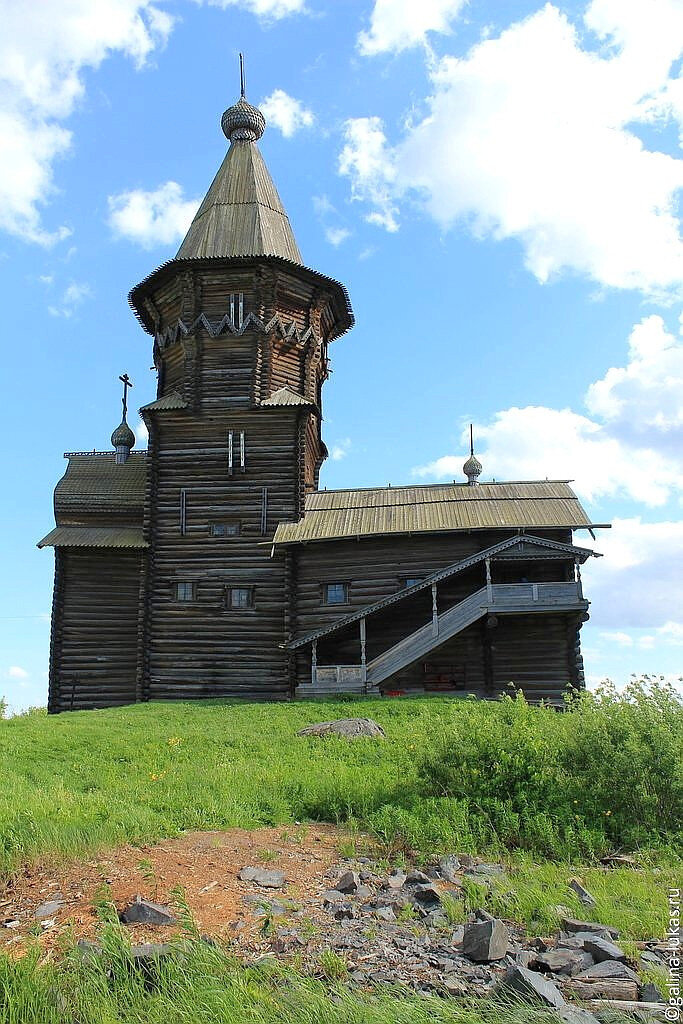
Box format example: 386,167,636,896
0,824,348,957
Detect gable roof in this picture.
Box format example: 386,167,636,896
176,141,302,264
288,533,599,650
261,384,316,408
273,481,607,545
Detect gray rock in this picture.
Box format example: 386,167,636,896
336,870,359,893
558,931,612,947
499,964,567,1008
297,718,385,739
333,903,357,920
130,943,173,960
463,918,509,962
640,981,665,1002
34,900,63,920
566,978,638,1001
120,897,176,926
322,889,348,905
238,867,285,889
466,862,505,877
451,924,465,944
473,907,495,922
411,884,442,910
569,879,596,908
405,870,431,885
533,948,593,976
438,855,461,882
557,1009,602,1024
375,906,396,922
385,871,407,890
578,959,639,981
561,916,619,939
355,885,372,901
583,936,627,963
242,894,288,916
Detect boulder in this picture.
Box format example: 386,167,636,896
336,870,360,893
375,906,396,922
405,869,431,885
569,879,596,908
462,918,509,962
640,981,665,1002
297,718,385,739
499,965,567,1008
322,890,348,905
385,871,407,890
582,936,627,963
120,897,176,926
561,917,619,939
578,959,639,982
532,948,594,976
411,884,442,910
238,867,285,889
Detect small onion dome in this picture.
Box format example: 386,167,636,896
111,420,135,464
221,97,266,143
463,451,482,486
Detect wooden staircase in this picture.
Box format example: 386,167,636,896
297,582,587,697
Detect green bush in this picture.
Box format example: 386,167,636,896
418,679,683,858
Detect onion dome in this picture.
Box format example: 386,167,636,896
111,419,135,464
221,97,266,143
463,424,482,486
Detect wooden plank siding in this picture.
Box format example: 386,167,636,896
48,549,142,712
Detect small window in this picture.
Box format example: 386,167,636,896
210,522,240,537
176,581,195,602
403,577,424,589
229,586,253,609
325,582,348,605
229,292,244,328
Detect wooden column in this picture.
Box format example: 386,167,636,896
485,558,493,602
311,640,317,687
360,617,367,684
431,583,439,637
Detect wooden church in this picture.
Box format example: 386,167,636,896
39,80,608,713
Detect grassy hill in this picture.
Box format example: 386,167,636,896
1,682,680,1024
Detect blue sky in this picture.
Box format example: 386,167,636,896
2,0,683,712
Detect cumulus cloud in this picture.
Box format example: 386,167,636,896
358,0,468,56
135,418,149,444
0,0,174,245
330,438,352,461
343,0,683,297
312,195,351,247
48,280,92,318
7,666,28,679
325,226,351,247
200,0,306,17
260,89,314,138
108,181,200,248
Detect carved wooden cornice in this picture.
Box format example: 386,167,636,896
156,311,314,350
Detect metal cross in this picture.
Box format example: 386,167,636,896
239,52,246,98
119,373,133,421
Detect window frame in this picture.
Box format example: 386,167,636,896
175,581,196,602
323,581,350,606
226,585,255,610
209,521,241,538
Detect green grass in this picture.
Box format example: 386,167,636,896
0,932,640,1024
0,681,681,880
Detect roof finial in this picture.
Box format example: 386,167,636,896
463,423,482,486
111,373,135,464
221,53,265,143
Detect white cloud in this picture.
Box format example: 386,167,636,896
7,666,28,679
108,181,200,248
358,0,468,56
414,313,683,507
339,117,399,232
325,226,351,247
260,89,314,138
342,1,683,297
0,1,174,245
586,315,683,442
135,418,149,443
599,631,633,647
48,279,92,317
200,0,306,17
330,438,352,461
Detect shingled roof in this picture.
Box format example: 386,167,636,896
38,526,147,549
54,452,147,517
273,481,605,545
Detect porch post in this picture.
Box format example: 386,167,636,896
485,558,493,602
311,640,317,687
432,584,439,636
576,563,583,600
360,617,367,684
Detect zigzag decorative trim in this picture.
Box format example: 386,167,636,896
155,311,314,350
